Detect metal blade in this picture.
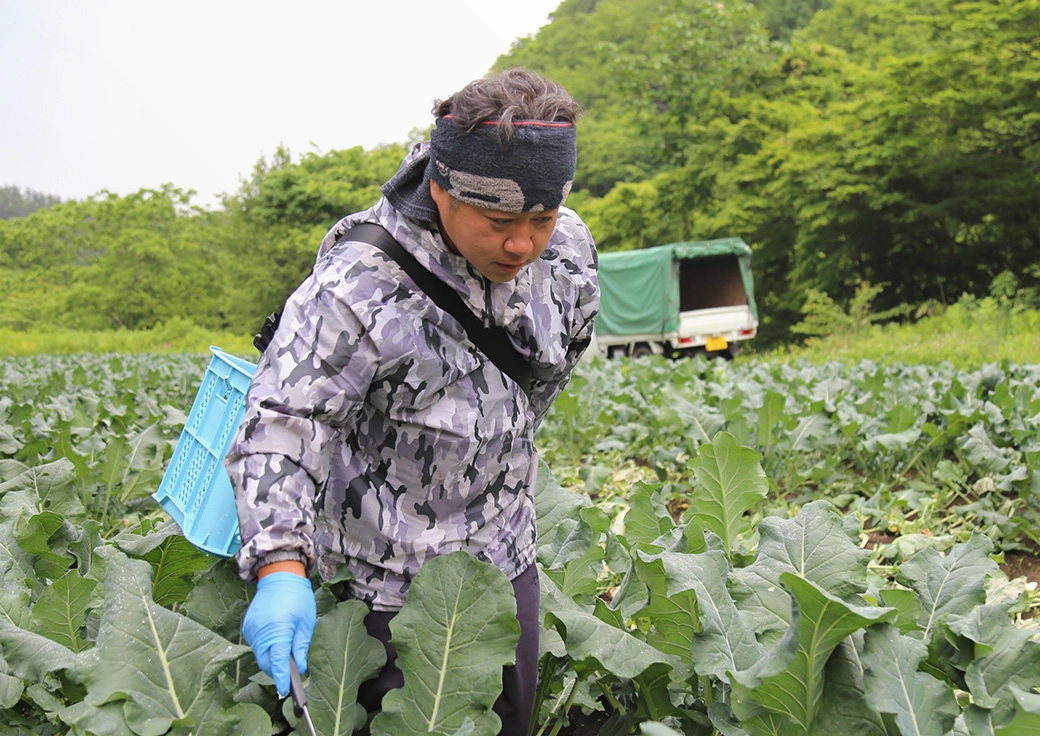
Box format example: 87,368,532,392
289,655,318,736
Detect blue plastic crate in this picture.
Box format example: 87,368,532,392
153,346,257,557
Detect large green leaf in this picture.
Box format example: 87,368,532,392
29,569,97,652
113,518,185,556
996,684,1040,735
865,428,922,455
66,547,251,735
58,699,137,735
756,390,788,452
0,570,31,633
2,464,82,583
640,548,761,680
534,459,593,547
707,701,754,735
959,423,1013,474
684,432,768,554
0,491,37,581
371,552,520,736
538,507,610,599
140,533,212,608
0,459,29,482
68,518,105,580
896,533,999,639
861,624,959,736
943,603,1040,725
730,574,893,731
0,669,22,710
16,509,78,580
877,587,923,634
631,662,684,725
306,599,387,736
659,389,726,448
731,501,872,641
631,553,702,660
0,459,83,521
60,696,272,736
0,425,23,456
958,705,998,736
805,637,890,736
0,592,76,682
97,422,167,504
788,412,840,453
179,561,255,692
180,559,251,641
622,481,676,548
541,572,677,680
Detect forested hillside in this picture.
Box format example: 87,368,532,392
2,0,1037,346
0,186,62,220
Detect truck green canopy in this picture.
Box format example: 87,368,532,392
595,238,758,336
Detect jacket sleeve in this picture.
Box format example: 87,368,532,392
527,214,600,428
227,259,379,582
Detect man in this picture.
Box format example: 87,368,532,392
228,67,599,735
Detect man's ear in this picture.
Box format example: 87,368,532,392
430,179,449,208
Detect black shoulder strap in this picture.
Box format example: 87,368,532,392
341,222,534,397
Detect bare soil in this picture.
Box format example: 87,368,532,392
555,708,612,735
1002,551,1040,595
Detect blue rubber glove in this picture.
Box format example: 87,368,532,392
242,572,316,697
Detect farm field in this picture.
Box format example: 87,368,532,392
1,351,1039,735
540,355,1040,580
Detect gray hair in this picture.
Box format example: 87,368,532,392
433,67,584,145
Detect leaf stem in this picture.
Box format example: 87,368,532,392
701,675,713,707
546,673,586,736
596,678,622,712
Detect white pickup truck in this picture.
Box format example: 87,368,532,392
590,238,759,359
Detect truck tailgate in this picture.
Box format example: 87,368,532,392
679,305,757,337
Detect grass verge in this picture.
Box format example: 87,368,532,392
0,317,255,357
758,300,1040,368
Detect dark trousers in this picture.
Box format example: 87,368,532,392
355,564,541,736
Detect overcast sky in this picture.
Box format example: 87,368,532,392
1,0,564,208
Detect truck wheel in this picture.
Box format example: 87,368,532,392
632,344,653,357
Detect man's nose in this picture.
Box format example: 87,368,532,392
503,222,535,257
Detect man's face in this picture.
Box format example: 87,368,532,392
430,181,558,283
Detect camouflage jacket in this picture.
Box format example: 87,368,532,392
228,195,599,610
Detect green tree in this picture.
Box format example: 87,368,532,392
753,0,833,41
0,187,224,331
791,281,911,337
5,0,1037,349
608,0,778,168
216,143,410,332
224,143,409,231
0,185,63,220
66,188,224,330
796,0,951,63
496,0,669,196
497,0,663,108
608,0,1038,344
581,179,665,251
757,0,1040,318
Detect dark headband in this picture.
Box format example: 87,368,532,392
428,116,576,213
